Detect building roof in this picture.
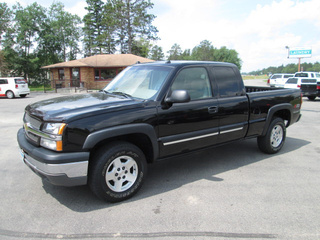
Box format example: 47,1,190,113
42,54,154,69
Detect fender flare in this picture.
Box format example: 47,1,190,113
82,123,159,161
261,103,293,136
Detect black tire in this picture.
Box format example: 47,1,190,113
257,117,286,154
307,96,316,101
89,141,147,203
6,91,14,99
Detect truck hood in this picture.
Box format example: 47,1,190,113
25,92,144,122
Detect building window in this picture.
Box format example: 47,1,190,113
58,69,65,80
72,68,80,80
95,68,117,81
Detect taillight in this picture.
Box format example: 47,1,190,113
267,79,270,84
317,85,320,90
15,84,18,89
297,85,301,88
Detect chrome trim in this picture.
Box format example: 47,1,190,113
220,127,243,134
24,123,62,141
163,132,219,146
22,150,88,178
163,126,244,146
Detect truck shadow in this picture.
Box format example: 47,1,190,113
42,137,310,212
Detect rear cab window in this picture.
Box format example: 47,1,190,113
211,66,243,98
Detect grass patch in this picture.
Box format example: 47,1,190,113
242,75,268,80
29,86,53,92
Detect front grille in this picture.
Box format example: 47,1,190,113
24,113,42,130
24,113,42,145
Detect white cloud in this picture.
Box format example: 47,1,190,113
65,1,87,19
153,0,320,72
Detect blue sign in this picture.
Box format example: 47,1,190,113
289,48,312,58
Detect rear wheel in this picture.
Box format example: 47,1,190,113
6,91,14,99
89,141,147,203
257,118,286,154
307,96,316,101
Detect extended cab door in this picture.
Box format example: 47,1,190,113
211,66,249,143
157,66,220,157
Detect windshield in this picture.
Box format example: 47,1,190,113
104,65,172,100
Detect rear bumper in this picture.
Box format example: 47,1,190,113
13,89,30,96
17,128,89,187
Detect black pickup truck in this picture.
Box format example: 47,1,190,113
17,61,302,202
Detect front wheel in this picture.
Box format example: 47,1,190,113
257,118,286,154
89,141,147,203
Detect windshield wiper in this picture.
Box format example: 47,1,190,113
110,91,133,99
100,90,109,94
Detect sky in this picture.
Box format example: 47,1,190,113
4,0,320,72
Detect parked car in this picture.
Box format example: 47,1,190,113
293,72,320,100
267,73,294,87
0,77,30,99
18,61,302,202
284,77,317,100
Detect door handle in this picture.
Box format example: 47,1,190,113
208,106,218,113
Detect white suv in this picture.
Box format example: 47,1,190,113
0,77,30,99
267,73,294,87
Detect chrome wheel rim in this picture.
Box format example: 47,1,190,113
270,124,283,148
105,156,138,192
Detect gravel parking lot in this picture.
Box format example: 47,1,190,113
0,85,319,240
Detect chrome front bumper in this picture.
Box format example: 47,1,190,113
18,128,89,187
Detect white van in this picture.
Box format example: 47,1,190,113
0,77,30,99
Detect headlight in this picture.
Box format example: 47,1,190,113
42,123,66,135
40,123,66,151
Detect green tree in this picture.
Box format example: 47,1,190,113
100,1,118,54
0,3,12,45
167,43,183,60
47,2,82,62
112,0,159,54
7,3,47,79
149,45,164,60
131,38,151,57
83,0,106,56
213,46,242,70
191,40,214,61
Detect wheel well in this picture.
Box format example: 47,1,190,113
273,109,291,126
90,133,154,164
